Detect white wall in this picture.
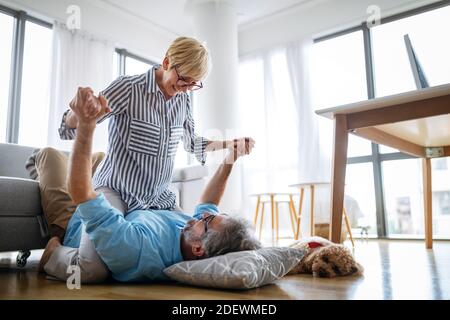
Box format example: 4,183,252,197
238,0,441,56
0,0,176,62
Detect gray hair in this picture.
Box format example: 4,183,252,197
201,216,262,258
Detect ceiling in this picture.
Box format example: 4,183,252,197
99,0,314,35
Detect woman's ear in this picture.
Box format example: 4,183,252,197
162,56,170,70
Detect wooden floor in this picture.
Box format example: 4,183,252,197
1,239,449,300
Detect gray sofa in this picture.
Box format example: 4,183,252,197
0,142,208,266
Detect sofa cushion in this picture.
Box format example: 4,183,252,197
0,143,39,179
172,165,208,183
0,177,42,217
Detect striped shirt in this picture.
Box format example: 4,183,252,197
59,66,209,211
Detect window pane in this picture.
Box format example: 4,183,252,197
311,31,371,157
345,162,378,237
383,159,424,238
379,145,401,154
372,6,450,97
382,158,450,239
125,56,151,76
348,134,372,157
18,21,52,147
0,13,14,143
311,31,368,109
430,157,450,239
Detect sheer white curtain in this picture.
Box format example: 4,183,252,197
239,40,339,239
286,39,331,183
285,39,333,235
238,48,299,238
47,22,114,152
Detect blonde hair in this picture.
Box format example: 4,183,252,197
166,36,211,81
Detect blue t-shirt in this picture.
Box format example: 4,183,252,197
63,193,219,282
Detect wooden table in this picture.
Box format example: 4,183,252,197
316,83,450,248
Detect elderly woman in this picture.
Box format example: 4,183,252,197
59,36,252,217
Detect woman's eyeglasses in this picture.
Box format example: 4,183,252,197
174,66,203,91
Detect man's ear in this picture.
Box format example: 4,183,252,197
191,242,205,259
162,56,170,70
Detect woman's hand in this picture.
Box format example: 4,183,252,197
69,87,111,127
225,137,255,163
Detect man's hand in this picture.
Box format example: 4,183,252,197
199,137,255,205
225,137,255,164
69,87,110,127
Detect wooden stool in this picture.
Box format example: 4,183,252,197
251,193,298,243
289,182,355,247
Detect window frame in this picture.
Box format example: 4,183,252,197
1,4,52,144
115,48,157,77
313,0,450,239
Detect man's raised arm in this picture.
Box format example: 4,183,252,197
198,138,255,206
67,87,110,205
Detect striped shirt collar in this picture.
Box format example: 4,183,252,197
148,65,159,94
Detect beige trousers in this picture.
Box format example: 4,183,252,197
35,147,105,239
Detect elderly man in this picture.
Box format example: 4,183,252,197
39,87,260,283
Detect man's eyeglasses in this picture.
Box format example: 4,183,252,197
202,214,216,234
174,66,203,91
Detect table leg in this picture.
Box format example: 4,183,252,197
422,158,433,249
330,114,348,243
259,203,265,241
343,207,355,247
270,194,275,245
310,185,315,237
295,188,304,240
253,196,261,226
275,202,279,241
288,195,297,237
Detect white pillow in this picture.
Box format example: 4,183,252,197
163,247,306,290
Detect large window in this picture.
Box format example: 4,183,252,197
0,12,13,143
18,21,52,147
0,7,52,147
312,2,450,239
